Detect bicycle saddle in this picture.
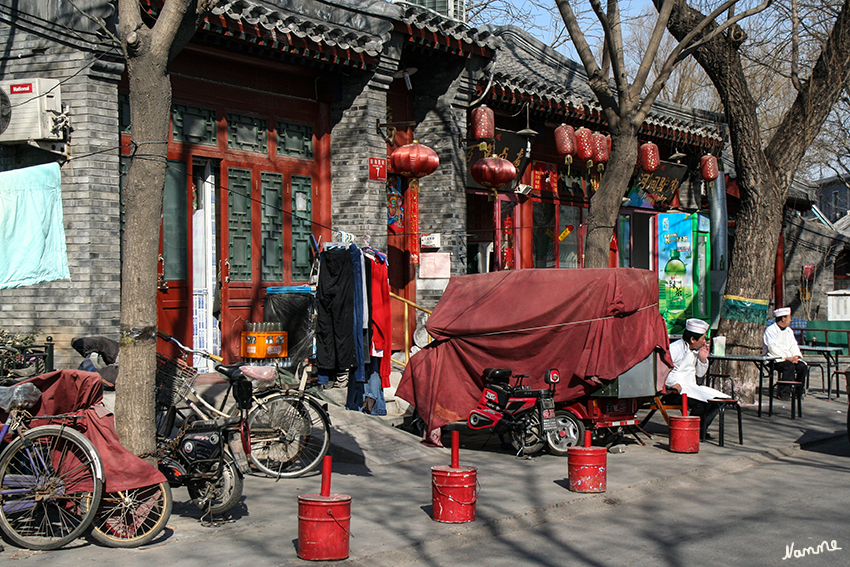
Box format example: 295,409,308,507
215,363,248,381
0,382,41,412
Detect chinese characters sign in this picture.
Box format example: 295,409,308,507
624,162,689,209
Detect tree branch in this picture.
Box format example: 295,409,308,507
555,0,621,121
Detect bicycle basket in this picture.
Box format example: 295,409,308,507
156,354,198,406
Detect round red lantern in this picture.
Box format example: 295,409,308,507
470,105,494,140
639,141,659,173
592,132,610,168
575,127,594,162
554,124,577,164
700,154,719,181
471,157,517,189
390,141,440,179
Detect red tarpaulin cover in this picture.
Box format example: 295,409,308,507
5,370,166,492
396,268,672,433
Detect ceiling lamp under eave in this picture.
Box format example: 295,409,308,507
390,141,440,179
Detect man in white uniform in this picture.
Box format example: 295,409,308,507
666,318,730,432
763,307,806,399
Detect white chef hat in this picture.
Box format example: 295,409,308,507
774,307,791,317
685,318,709,334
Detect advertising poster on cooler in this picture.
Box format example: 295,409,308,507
658,213,693,335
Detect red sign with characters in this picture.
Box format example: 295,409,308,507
369,157,387,181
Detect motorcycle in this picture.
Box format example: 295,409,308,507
157,363,253,518
467,368,560,456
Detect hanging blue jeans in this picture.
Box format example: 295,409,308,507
350,244,366,385
364,357,387,415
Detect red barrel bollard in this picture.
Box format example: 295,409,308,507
669,415,701,453
431,430,478,523
298,456,352,561
567,430,607,493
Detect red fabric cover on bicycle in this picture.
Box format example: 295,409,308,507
17,369,166,492
396,268,673,434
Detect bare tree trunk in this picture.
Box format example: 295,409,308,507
585,133,639,268
114,36,173,455
661,0,850,402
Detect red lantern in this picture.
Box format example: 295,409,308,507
700,154,719,181
575,128,594,162
639,141,659,173
554,124,577,164
470,105,494,140
471,157,517,189
592,132,610,166
390,141,440,179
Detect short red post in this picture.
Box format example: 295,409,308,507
298,455,352,560
431,429,477,523
320,455,332,497
568,430,607,493
682,393,689,416
451,430,460,469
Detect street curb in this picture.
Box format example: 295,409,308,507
341,431,849,567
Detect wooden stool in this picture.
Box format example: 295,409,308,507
768,380,803,419
707,398,743,446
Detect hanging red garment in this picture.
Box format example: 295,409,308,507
370,255,393,387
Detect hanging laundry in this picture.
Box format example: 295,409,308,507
0,162,70,289
315,245,357,382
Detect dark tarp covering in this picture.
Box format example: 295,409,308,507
1,370,166,492
396,269,672,433
264,290,315,364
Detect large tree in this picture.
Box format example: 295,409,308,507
554,0,770,268
658,0,850,402
114,0,215,454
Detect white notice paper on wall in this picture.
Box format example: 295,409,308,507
419,252,451,279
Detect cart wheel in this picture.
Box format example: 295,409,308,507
545,410,585,456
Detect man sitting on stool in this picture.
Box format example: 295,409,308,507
763,307,806,399
666,318,730,434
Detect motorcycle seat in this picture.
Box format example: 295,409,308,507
482,368,512,384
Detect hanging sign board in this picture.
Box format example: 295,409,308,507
623,161,689,209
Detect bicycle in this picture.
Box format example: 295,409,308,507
156,330,331,479
0,382,104,550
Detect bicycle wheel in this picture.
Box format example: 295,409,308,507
246,393,330,478
90,481,172,548
0,425,104,550
186,453,243,515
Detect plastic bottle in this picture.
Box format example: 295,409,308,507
664,248,687,315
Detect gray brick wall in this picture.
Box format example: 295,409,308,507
328,40,399,254
0,19,122,368
783,212,845,321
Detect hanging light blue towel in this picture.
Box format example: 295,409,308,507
0,162,70,288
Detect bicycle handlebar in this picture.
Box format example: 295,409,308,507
156,330,224,363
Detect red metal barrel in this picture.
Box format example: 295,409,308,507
567,446,607,493
431,465,478,523
669,415,701,453
297,493,352,560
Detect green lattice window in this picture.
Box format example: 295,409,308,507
173,104,217,146
261,172,284,282
291,175,313,281
228,168,252,282
163,160,188,281
277,122,313,159
227,113,267,154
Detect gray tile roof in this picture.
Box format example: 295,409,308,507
481,25,726,143
211,0,500,57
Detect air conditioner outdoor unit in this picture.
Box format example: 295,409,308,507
0,78,63,143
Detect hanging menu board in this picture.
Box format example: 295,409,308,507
624,161,689,209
